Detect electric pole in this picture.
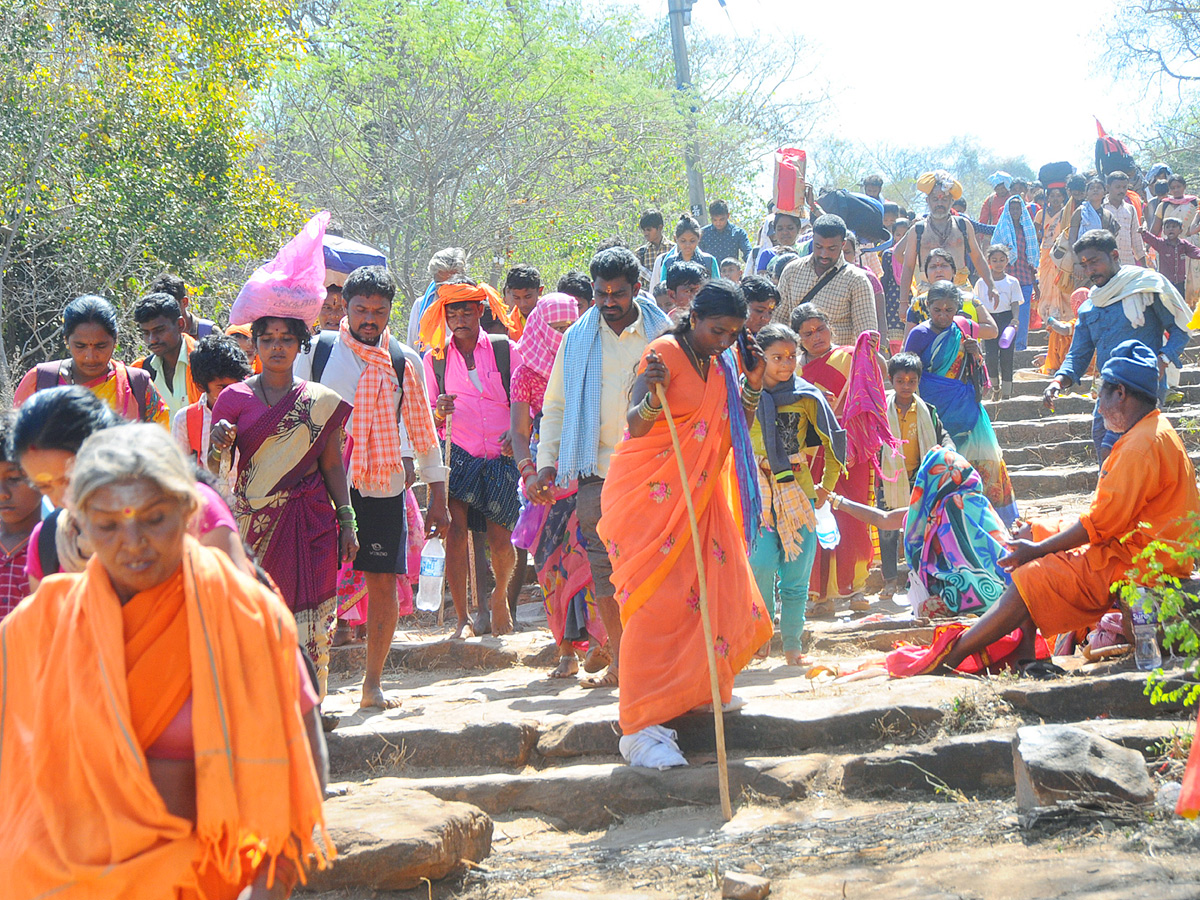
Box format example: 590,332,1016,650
667,0,707,225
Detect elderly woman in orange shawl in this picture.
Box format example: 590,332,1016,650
597,280,772,767
0,424,330,900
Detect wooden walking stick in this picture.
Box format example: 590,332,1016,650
655,381,733,821
440,412,452,628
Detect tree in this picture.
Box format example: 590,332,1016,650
1109,0,1200,86
259,0,827,308
0,0,303,398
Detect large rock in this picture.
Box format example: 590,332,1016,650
1011,724,1154,811
305,780,492,892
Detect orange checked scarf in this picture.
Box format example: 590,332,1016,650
341,319,406,492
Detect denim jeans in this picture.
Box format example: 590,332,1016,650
1011,283,1033,350
749,525,818,653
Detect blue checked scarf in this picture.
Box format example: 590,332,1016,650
720,347,763,550
555,298,670,486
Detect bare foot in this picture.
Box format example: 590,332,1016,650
332,624,354,648
472,610,491,636
582,643,611,674
785,650,814,668
754,640,771,660
580,667,619,689
452,619,474,640
491,596,514,636
359,685,401,710
550,655,579,679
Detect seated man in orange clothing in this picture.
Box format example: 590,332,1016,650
941,339,1198,671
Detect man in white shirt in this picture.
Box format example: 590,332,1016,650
296,266,450,709
528,248,671,689
1103,171,1147,267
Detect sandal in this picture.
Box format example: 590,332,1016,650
583,643,612,674
580,668,619,689
848,592,871,612
1018,659,1067,680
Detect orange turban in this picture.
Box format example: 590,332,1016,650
225,323,252,338
419,282,519,355
915,171,964,201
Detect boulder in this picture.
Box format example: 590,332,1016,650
1011,724,1154,812
722,870,771,899
305,780,492,892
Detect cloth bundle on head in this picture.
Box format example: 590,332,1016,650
915,171,963,200
517,292,581,380
419,282,518,356
230,211,330,326
992,196,1040,269
1100,339,1160,397
988,171,1014,190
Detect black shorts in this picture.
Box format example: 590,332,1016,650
350,488,408,574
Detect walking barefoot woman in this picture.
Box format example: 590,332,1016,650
210,316,356,697
597,280,773,764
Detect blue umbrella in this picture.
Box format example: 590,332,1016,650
323,234,387,276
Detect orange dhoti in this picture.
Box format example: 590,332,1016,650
598,337,772,736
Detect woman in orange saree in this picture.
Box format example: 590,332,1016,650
597,282,772,758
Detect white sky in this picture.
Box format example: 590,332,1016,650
633,0,1170,173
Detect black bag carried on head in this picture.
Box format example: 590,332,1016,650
817,189,890,246
1096,135,1136,177
1038,161,1075,189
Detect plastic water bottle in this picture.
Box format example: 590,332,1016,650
814,502,840,549
1131,596,1162,671
415,538,446,612
998,322,1017,349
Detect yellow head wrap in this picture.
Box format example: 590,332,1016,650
915,171,964,201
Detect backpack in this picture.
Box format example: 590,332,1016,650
310,330,407,396
1038,161,1075,189
430,334,512,399
817,189,889,245
36,508,61,578
1096,134,1136,178
34,361,151,422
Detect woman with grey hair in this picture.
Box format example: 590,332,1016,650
407,246,469,347
0,424,331,899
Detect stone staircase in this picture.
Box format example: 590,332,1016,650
309,327,1200,898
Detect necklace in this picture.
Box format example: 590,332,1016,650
254,374,295,407
679,332,710,380
926,216,954,246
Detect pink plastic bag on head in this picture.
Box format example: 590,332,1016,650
230,210,330,326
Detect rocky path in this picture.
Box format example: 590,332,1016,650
305,329,1200,899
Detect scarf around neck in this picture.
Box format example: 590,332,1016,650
341,319,405,492
757,374,845,479
1088,265,1194,334
555,299,670,485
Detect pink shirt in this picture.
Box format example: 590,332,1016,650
424,330,520,460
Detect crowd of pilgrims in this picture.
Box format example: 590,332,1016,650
1,163,1199,896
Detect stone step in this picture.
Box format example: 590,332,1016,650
992,407,1200,448
840,716,1184,798
323,657,1189,780
1008,450,1200,495
1003,441,1093,467
1006,368,1200,397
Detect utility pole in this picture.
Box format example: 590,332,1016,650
667,0,707,225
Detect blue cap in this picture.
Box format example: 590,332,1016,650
1100,340,1159,397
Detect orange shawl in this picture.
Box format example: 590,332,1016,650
0,539,331,900
597,337,772,734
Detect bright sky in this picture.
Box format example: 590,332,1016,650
635,0,1170,173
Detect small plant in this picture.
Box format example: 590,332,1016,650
1117,511,1200,708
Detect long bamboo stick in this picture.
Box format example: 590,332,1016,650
655,382,733,821
440,413,452,628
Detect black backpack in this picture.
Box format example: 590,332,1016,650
310,330,407,395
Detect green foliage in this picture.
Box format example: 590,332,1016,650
260,0,825,311
0,0,303,393
1118,511,1200,709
